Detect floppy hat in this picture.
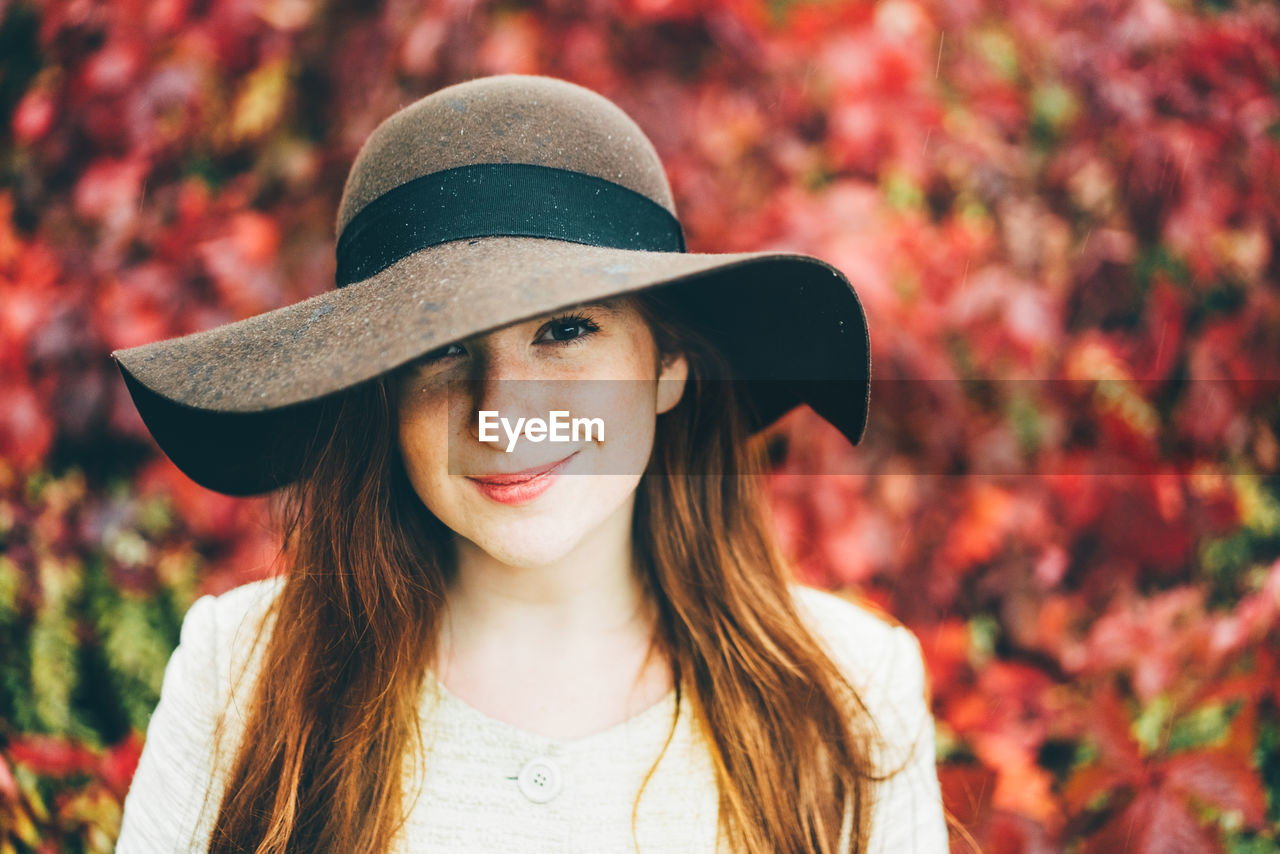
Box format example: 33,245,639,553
112,74,871,496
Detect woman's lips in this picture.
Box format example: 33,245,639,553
466,451,578,505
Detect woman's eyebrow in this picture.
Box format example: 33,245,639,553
520,301,624,326
552,300,622,316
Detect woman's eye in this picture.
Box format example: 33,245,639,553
420,342,466,363
539,315,600,344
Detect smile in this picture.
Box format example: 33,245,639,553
465,451,579,505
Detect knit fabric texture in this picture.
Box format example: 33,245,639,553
115,577,949,853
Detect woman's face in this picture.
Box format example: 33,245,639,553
395,298,687,569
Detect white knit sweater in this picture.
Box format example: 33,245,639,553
116,577,949,852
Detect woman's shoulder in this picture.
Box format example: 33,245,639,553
115,576,285,852
789,583,904,633
197,573,286,622
788,588,950,851
788,583,932,746
187,573,285,634
788,583,917,674
179,575,286,699
196,574,285,627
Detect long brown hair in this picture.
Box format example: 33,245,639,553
207,290,955,853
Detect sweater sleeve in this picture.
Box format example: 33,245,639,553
115,593,225,853
862,625,949,854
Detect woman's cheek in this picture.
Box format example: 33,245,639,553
592,382,659,475
398,413,450,506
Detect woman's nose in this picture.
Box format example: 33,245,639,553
463,351,545,441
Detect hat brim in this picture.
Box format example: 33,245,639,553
114,236,870,495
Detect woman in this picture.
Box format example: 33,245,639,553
113,74,952,852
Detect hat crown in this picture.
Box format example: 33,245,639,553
336,74,677,237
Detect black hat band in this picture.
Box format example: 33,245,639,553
335,162,688,288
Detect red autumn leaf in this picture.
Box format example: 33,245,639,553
1087,685,1144,770
197,211,285,316
98,732,144,799
917,619,971,693
1061,761,1129,814
0,380,54,471
80,40,143,94
1085,787,1223,854
94,265,177,351
1161,750,1267,829
1096,479,1193,571
939,484,1017,572
976,810,1054,854
72,157,149,231
398,14,448,76
1195,485,1240,537
11,88,57,144
938,762,997,827
0,752,18,802
6,737,99,779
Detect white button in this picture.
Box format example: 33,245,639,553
516,756,563,804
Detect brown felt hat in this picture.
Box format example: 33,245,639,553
112,74,871,496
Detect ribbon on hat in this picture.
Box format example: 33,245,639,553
334,163,687,287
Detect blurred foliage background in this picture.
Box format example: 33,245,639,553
1,0,1279,851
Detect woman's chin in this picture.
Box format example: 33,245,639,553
463,526,586,570
438,471,642,570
